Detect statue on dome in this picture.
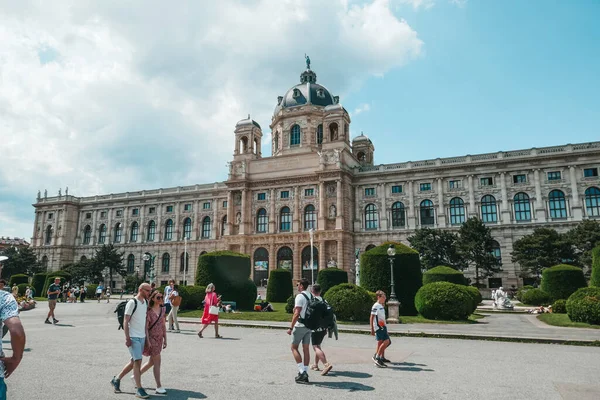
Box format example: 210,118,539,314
305,54,311,70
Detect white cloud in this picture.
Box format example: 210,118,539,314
352,103,372,116
398,0,436,10
0,0,423,239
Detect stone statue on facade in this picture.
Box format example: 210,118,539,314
236,212,242,225
44,189,47,199
327,258,337,268
58,188,62,197
333,148,341,163
329,204,336,218
37,190,41,200
493,287,514,310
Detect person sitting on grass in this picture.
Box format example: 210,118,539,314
259,301,274,312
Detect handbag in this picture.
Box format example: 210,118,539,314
208,293,220,315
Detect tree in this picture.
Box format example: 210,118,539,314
63,258,100,284
567,219,600,269
0,246,44,278
457,217,501,287
407,228,464,270
511,228,575,279
90,244,127,287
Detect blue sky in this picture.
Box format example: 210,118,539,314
0,0,599,240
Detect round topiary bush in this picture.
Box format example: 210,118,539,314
566,287,600,324
267,269,293,302
285,295,295,314
552,299,567,314
414,282,473,321
541,264,587,301
464,286,482,313
9,274,29,287
323,283,373,322
516,285,534,302
521,288,552,306
17,283,29,296
360,242,422,315
86,284,98,299
180,285,207,310
423,266,466,286
317,268,348,296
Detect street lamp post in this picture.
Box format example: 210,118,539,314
309,229,315,284
386,244,400,324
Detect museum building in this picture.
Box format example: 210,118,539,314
30,63,600,289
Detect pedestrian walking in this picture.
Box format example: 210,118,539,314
370,290,391,368
110,283,151,399
308,284,333,375
167,284,181,333
25,287,31,300
45,277,61,325
0,286,26,397
80,285,86,303
164,280,174,322
138,289,167,394
197,283,222,338
96,284,104,303
287,278,312,384
106,289,111,303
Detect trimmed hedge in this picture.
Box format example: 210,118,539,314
267,269,293,302
521,288,552,306
464,286,482,313
317,268,348,296
196,250,255,310
516,285,534,302
180,285,207,310
414,282,473,321
285,295,295,314
566,287,600,324
423,266,466,286
591,245,600,288
540,264,587,301
9,274,29,287
17,283,29,296
552,299,567,314
42,271,72,296
360,242,422,315
323,283,373,322
87,284,98,298
31,273,47,298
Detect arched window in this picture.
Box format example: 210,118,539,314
183,217,192,240
365,204,378,230
114,223,122,243
514,193,531,221
585,187,600,216
98,224,107,244
240,136,248,153
45,225,53,245
256,208,268,233
481,195,498,223
317,124,323,144
391,202,405,228
41,256,48,269
329,122,338,141
253,247,269,286
274,133,279,152
180,252,189,273
147,220,156,242
304,205,316,231
491,240,502,264
420,200,435,226
280,206,291,232
164,219,173,241
80,256,87,262
127,254,135,273
449,197,466,225
365,244,376,252
83,225,92,244
202,216,211,239
130,222,139,242
277,246,293,272
548,190,567,219
290,124,300,146
221,215,227,236
357,151,366,162
162,253,170,273
301,245,319,281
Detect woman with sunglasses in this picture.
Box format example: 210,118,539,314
139,290,168,394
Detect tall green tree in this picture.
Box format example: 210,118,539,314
0,246,44,278
63,258,100,284
511,227,575,279
91,244,127,286
457,217,501,287
407,228,465,270
566,219,600,268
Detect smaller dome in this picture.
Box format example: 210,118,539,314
236,116,261,129
352,132,371,142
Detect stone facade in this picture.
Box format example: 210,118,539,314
30,66,600,289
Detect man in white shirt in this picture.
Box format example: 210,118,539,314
370,290,391,368
286,278,311,384
111,283,151,399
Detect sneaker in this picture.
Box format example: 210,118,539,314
372,354,378,363
321,363,333,376
135,388,150,399
169,326,175,331
294,371,309,384
174,329,180,333
53,319,59,324
156,387,167,394
110,377,121,393
381,357,391,363
44,320,52,324
310,364,320,371
374,358,387,368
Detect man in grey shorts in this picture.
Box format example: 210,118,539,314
286,278,312,384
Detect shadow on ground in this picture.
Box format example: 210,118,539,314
327,371,372,379
312,381,375,392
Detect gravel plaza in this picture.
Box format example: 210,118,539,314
4,302,600,400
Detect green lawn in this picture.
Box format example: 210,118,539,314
537,313,600,329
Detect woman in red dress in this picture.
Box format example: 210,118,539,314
140,290,168,394
197,283,222,338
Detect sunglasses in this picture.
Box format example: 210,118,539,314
155,295,163,300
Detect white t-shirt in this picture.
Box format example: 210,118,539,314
293,291,311,328
164,286,173,305
371,302,386,330
125,298,147,338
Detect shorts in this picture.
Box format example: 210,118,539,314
165,303,172,315
48,300,57,310
128,337,145,361
375,326,390,342
311,330,327,346
0,377,6,400
96,293,101,299
291,325,311,346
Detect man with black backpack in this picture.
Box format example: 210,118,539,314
308,284,333,376
286,278,312,384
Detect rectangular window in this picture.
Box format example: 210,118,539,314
420,183,431,191
449,180,462,189
100,211,107,219
547,171,561,181
305,188,314,197
184,204,192,211
584,168,599,177
132,208,139,216
86,212,92,219
257,193,266,201
488,278,503,289
391,185,402,194
148,207,155,214
166,205,173,213
280,190,290,199
513,174,527,183
364,188,375,197
480,177,493,186
116,210,123,217
48,213,53,220
203,202,211,209
222,201,228,208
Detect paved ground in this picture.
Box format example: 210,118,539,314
4,301,600,400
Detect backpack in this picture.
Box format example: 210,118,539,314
114,299,137,330
300,293,334,330
171,295,182,307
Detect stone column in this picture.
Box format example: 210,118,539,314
122,207,128,244
336,180,343,230
174,202,180,241
437,178,446,228
468,175,476,217
269,189,276,233
336,239,344,273
269,242,276,273
212,200,219,239
569,166,583,220
226,192,233,235
193,200,200,240
157,203,163,241
354,186,361,231
91,209,98,245
319,240,326,272
240,189,247,235
293,242,301,281
533,169,546,222
380,182,388,230
318,181,326,230
499,173,511,223
293,186,300,233
407,181,415,229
